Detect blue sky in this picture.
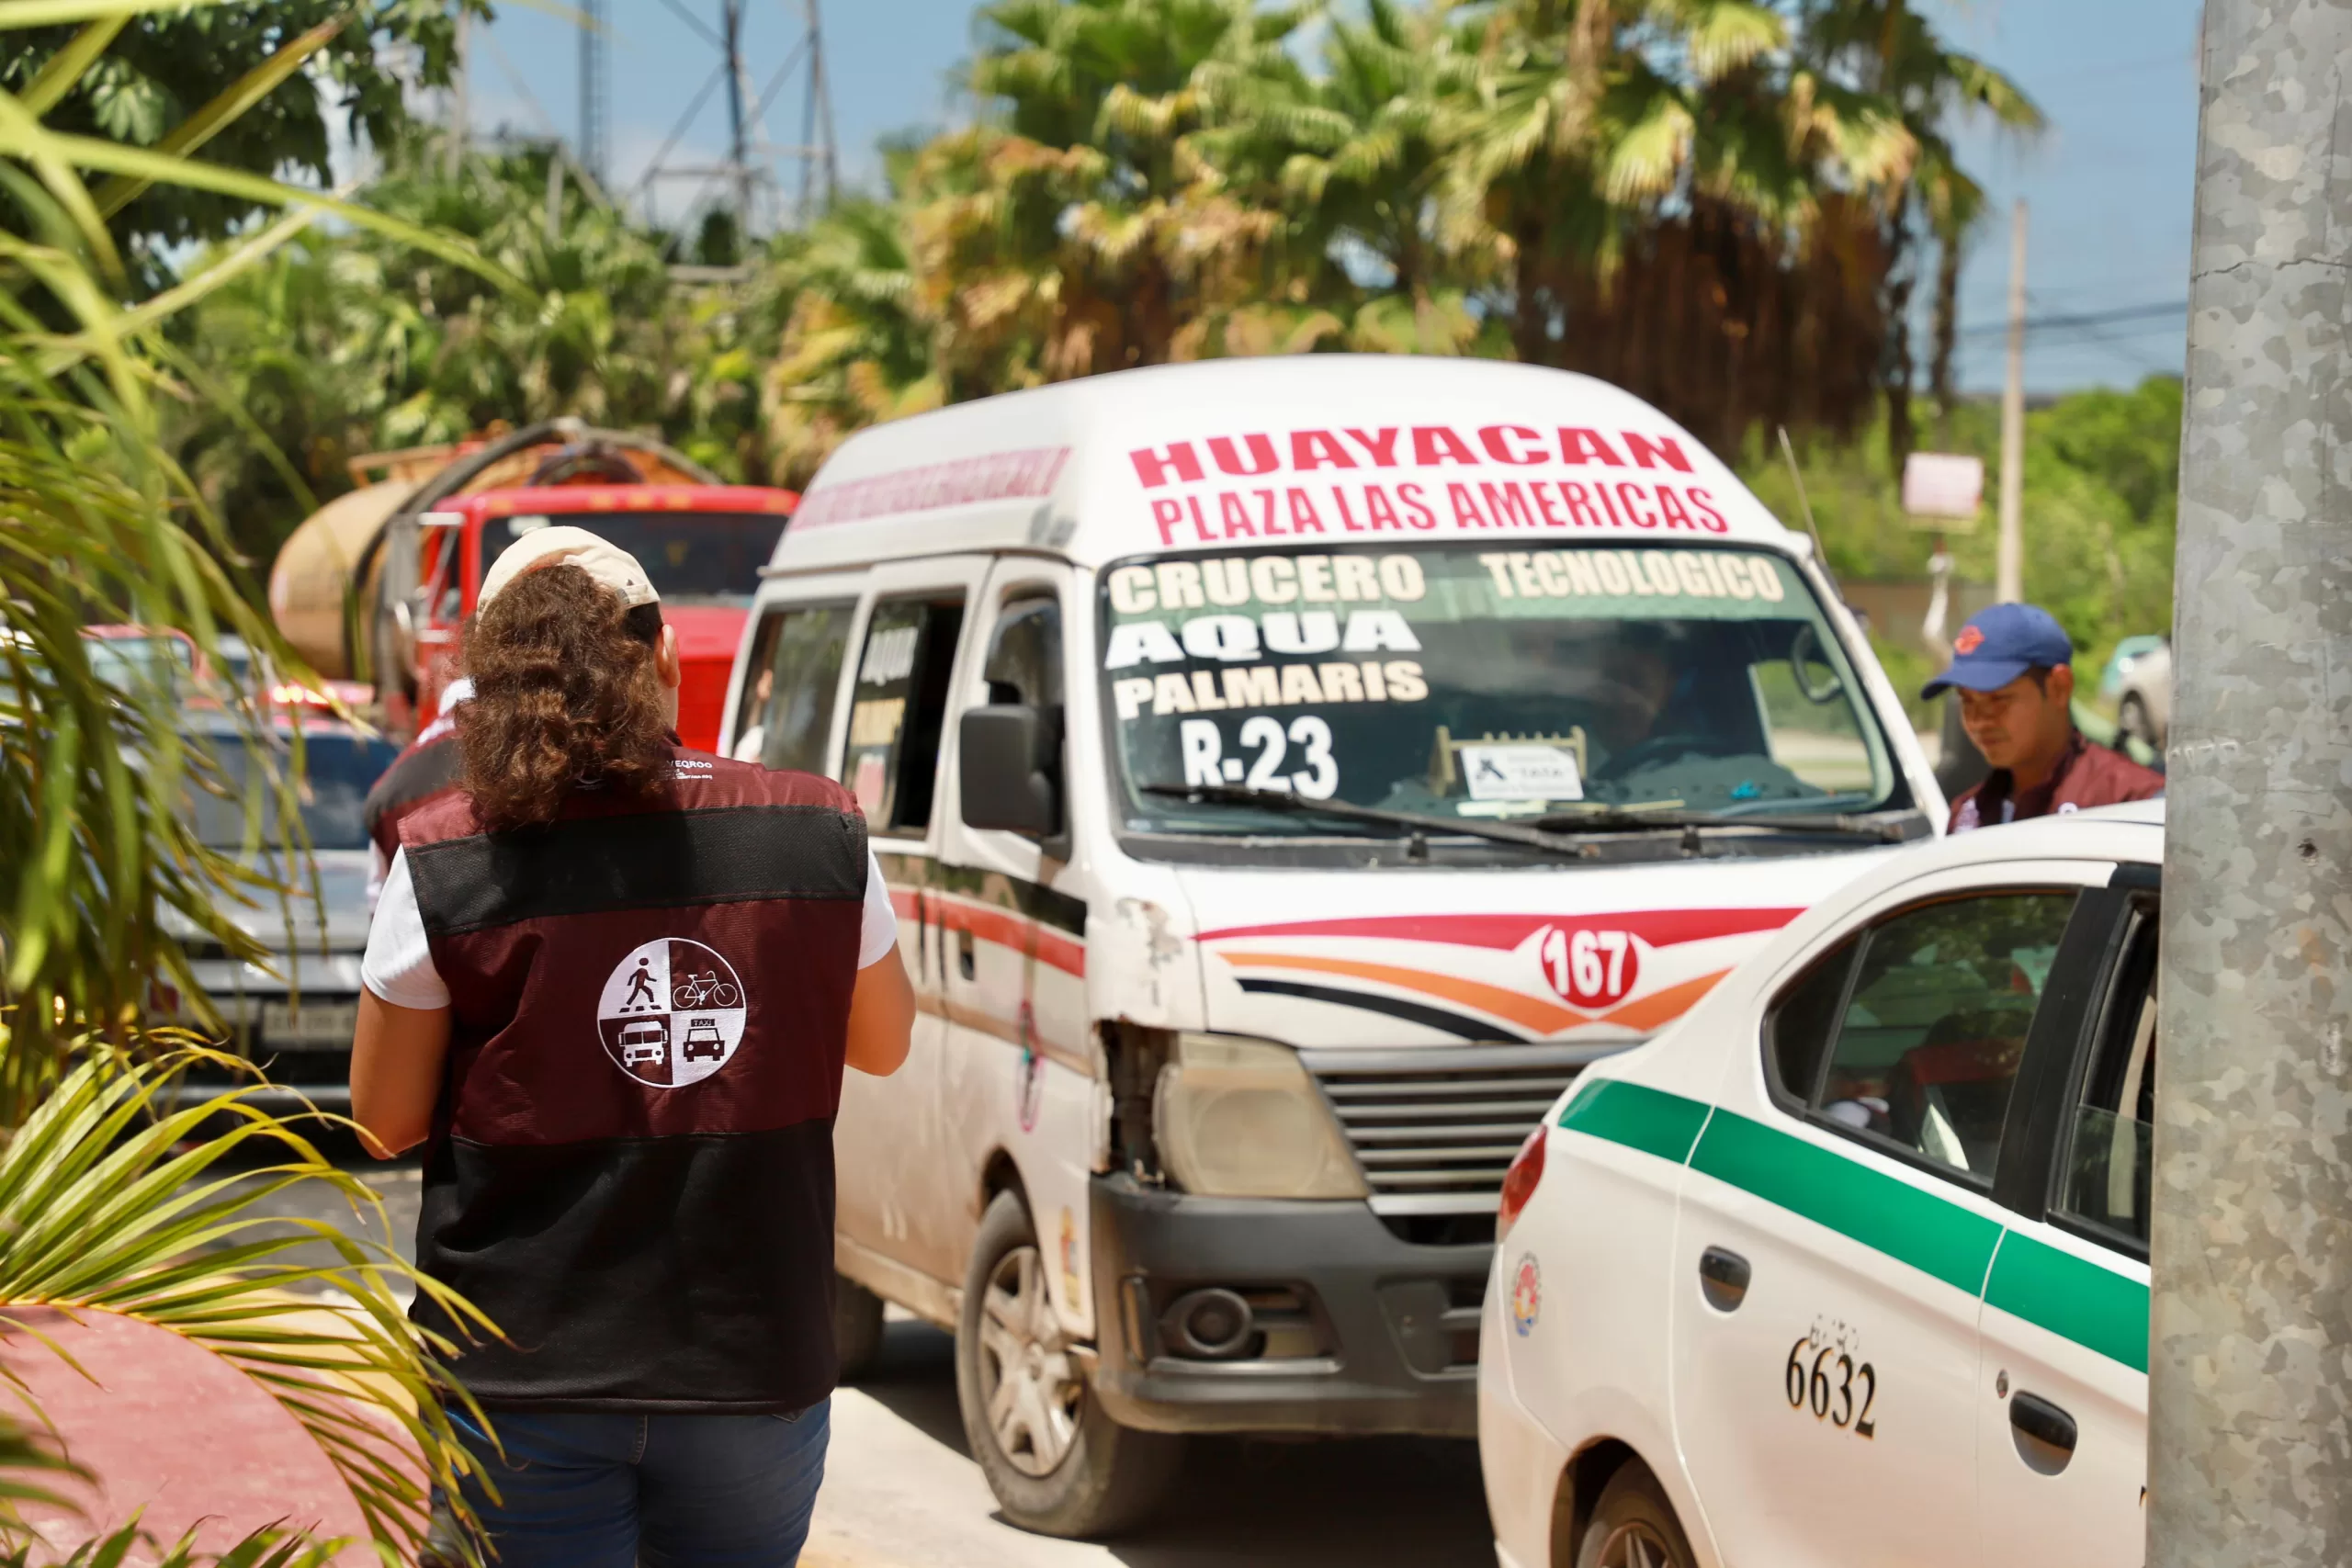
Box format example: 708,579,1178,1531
465,0,2204,394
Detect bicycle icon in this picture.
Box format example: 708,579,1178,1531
672,970,741,1010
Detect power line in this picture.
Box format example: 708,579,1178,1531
1958,299,2188,340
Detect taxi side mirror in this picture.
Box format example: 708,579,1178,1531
960,704,1063,839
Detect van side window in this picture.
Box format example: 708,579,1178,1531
1794,892,2077,1184
741,602,854,773
984,595,1061,707
2054,911,2158,1254
846,595,967,833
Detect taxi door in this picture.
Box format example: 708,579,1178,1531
1670,864,2109,1568
1974,886,2153,1567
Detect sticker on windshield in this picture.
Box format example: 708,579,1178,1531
1462,744,1583,802
598,938,748,1089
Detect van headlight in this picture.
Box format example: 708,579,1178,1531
1153,1032,1367,1201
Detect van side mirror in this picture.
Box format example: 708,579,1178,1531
960,704,1062,837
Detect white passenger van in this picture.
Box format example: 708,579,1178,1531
719,356,1946,1537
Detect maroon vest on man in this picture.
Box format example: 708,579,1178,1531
398,748,866,1414
363,731,463,865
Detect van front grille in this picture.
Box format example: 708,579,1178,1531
1297,1043,1627,1216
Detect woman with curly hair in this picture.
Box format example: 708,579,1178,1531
351,525,913,1565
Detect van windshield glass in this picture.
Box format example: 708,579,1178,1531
493,512,786,605
1100,545,1901,837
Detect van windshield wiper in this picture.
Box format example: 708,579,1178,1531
1531,805,1914,842
1140,783,1596,861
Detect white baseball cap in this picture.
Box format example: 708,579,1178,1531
477,525,660,612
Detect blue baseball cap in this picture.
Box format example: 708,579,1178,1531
1921,603,2074,698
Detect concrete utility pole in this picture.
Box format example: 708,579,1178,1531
1996,199,2027,604
2152,4,2352,1566
447,10,470,180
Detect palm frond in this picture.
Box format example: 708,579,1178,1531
0,1046,497,1562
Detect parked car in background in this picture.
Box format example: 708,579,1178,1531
166,713,399,1114
2097,634,2165,701
2113,638,2171,752
1479,801,2159,1568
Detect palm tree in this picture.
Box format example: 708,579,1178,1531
762,176,946,487
928,0,1309,379
1451,0,1919,453
1192,0,1498,357
1796,0,2042,453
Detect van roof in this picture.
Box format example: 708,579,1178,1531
767,356,1803,577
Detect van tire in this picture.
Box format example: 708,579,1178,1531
833,1273,886,1382
1574,1461,1695,1568
956,1191,1182,1539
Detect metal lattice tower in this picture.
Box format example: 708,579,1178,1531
634,0,839,251
578,0,610,187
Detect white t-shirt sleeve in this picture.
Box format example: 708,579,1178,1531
361,848,452,1010
860,849,899,969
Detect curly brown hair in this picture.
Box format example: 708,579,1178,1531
458,563,674,831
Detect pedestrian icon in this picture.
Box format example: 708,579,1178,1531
623,957,660,1011
595,938,750,1089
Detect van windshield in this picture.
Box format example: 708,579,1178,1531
1099,544,1905,838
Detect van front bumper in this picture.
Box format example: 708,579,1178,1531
1087,1173,1487,1438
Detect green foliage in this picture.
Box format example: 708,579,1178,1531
168,136,774,566
1742,377,2185,704
0,6,515,1546
1,2,477,262
0,1044,494,1554
156,0,2046,562
0,1518,340,1567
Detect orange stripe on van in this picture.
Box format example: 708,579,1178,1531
888,886,1086,977
1596,970,1728,1031
1217,952,1589,1036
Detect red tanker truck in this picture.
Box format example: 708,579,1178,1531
267,420,794,750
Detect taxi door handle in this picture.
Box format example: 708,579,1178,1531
1697,1247,1750,1313
2007,1391,2078,1475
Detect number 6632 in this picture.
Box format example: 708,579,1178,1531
1785,1336,1877,1438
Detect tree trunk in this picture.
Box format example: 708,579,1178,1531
1883,202,1917,475
1929,222,1962,441
1510,207,1549,367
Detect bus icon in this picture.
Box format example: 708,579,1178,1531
619,1020,668,1068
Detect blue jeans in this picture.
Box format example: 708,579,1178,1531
440,1400,830,1568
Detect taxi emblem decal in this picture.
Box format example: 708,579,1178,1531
1510,1253,1542,1337
597,937,748,1089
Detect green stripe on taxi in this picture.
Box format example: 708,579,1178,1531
1558,1080,2149,1371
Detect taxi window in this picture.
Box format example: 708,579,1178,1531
1800,892,2077,1183
2054,911,2157,1254
1763,935,1858,1106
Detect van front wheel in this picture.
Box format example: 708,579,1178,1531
956,1191,1182,1538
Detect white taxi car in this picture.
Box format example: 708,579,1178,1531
1481,800,2159,1568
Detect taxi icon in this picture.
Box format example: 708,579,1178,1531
618,1020,668,1068
681,1017,726,1063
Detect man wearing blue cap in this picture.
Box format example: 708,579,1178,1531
1924,603,2164,833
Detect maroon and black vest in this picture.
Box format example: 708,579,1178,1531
363,731,463,865
398,748,866,1414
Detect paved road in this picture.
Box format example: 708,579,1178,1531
228,1148,1496,1567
